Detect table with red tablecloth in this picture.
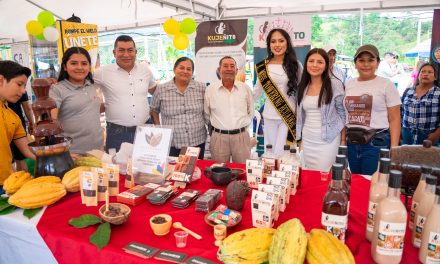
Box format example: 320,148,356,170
35,160,420,263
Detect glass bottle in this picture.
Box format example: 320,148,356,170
322,163,348,242
371,170,407,264
410,166,433,230
419,186,440,263
366,158,390,242
412,175,437,248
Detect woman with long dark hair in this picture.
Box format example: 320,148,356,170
49,47,104,153
296,48,346,171
253,28,303,155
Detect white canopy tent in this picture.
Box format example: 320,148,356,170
1,0,439,44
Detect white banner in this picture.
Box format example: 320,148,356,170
253,16,311,48
195,19,248,86
10,43,30,67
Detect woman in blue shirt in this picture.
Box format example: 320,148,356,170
296,48,346,171
401,63,440,145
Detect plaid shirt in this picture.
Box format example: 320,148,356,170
150,79,207,148
401,85,440,132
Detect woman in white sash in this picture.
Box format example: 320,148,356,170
253,28,303,156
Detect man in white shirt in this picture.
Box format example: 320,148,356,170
94,35,156,151
325,44,347,83
204,56,254,163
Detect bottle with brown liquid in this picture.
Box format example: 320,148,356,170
419,186,440,263
322,163,348,242
410,166,433,230
366,157,390,242
413,175,438,248
371,148,390,185
371,170,407,264
336,154,351,211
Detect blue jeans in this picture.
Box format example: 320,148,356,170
105,124,136,152
347,130,390,175
401,127,433,145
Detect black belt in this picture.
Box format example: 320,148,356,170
213,126,247,135
107,122,137,133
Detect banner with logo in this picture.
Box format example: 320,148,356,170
431,9,440,79
253,15,312,79
56,21,99,68
195,19,248,86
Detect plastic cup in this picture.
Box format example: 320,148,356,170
320,171,330,181
174,231,188,248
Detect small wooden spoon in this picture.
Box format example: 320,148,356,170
173,222,202,240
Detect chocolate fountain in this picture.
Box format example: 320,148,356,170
29,78,74,178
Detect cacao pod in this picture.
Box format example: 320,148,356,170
22,176,61,188
269,218,307,264
3,171,32,195
8,181,66,209
306,229,355,264
226,180,249,211
62,166,90,192
217,227,275,263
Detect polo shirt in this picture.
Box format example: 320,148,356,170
49,80,104,154
94,63,156,127
0,102,26,184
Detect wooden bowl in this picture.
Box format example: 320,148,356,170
204,210,242,228
99,203,131,225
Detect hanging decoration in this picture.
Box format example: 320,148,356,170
25,10,58,42
163,17,197,50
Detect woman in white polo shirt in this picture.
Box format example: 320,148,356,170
49,47,104,154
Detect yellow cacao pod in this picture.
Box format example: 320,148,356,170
22,176,61,188
62,166,90,192
74,156,102,167
3,171,32,194
269,218,307,264
8,181,66,209
217,227,275,264
306,229,355,264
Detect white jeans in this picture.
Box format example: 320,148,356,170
264,118,288,156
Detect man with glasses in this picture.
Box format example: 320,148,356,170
95,35,157,151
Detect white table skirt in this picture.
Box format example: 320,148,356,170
0,207,57,264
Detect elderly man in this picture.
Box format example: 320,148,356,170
324,44,347,83
94,35,156,152
204,56,254,163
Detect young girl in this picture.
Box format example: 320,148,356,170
49,47,104,154
296,48,346,171
344,44,401,175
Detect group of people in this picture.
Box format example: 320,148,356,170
1,29,439,189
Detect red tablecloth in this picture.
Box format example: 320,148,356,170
36,160,420,263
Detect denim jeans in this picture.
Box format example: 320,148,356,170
347,130,390,175
401,127,433,145
105,125,136,152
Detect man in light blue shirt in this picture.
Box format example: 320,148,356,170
325,44,347,83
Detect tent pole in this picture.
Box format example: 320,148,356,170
24,0,64,20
